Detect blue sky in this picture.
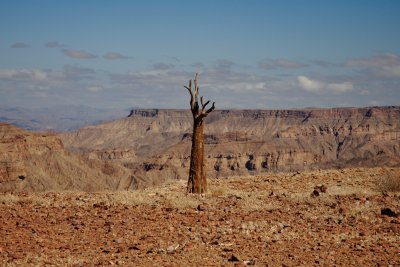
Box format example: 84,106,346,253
1,0,400,109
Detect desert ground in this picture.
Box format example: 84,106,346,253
1,167,399,266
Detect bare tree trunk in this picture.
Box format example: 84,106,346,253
187,118,206,193
184,73,215,194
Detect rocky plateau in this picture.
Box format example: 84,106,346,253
61,106,400,185
1,106,399,192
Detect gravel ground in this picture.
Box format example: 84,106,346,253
1,167,399,266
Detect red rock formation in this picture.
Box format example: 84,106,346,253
0,123,134,192
61,106,400,180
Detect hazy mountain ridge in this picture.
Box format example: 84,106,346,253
0,106,128,132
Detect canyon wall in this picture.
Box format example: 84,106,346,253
62,106,400,181
2,106,399,191
0,123,135,192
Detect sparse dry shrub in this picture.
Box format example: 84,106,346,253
166,195,201,209
0,193,22,204
210,186,226,197
376,173,400,192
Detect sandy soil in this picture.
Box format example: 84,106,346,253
1,167,399,266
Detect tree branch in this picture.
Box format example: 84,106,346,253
184,81,195,110
206,102,215,114
185,73,215,117
201,99,210,111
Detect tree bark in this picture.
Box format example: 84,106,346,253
187,118,206,193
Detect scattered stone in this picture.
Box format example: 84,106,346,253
311,184,327,197
210,239,219,245
128,246,141,251
197,204,207,211
244,259,256,265
167,244,179,253
228,254,239,262
1,167,400,266
311,190,320,197
381,208,398,218
315,184,327,193
292,171,301,176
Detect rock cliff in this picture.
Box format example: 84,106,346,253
0,123,136,192
61,106,400,181
2,106,399,191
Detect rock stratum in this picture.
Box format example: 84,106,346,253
0,123,134,192
60,106,400,186
1,106,399,192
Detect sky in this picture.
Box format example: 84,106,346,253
1,0,400,110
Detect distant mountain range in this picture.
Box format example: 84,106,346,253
0,106,129,132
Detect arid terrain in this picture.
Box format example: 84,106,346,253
1,106,399,192
1,167,399,266
0,106,399,266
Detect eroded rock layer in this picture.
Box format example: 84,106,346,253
61,106,400,181
0,123,135,192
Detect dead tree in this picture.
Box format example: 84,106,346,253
185,73,215,193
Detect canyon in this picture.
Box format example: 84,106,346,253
0,123,133,192
62,106,400,185
1,106,399,192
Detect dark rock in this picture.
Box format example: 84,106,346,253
244,259,256,265
314,184,327,193
228,254,239,262
311,190,320,197
245,160,257,171
197,204,208,211
381,208,398,217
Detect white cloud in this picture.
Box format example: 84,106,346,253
297,75,353,93
346,54,400,68
191,62,205,68
103,52,132,60
63,49,97,59
369,100,380,106
0,69,48,81
87,86,103,92
379,65,400,78
152,63,174,70
297,76,321,92
0,61,396,111
346,54,400,78
63,65,96,79
259,58,308,70
310,59,336,67
215,59,235,69
45,41,64,48
326,82,353,92
222,82,265,92
10,42,30,48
